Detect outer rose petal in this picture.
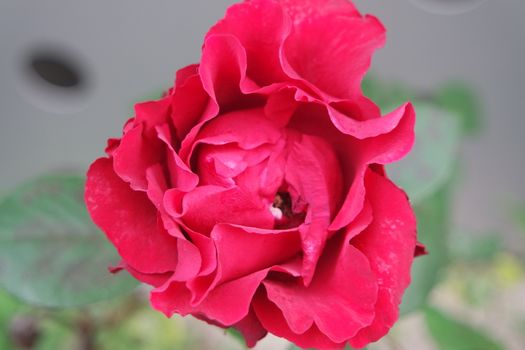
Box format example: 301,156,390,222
282,14,385,100
85,158,179,273
174,64,199,87
170,73,211,141
233,309,268,348
151,269,269,326
278,0,360,22
331,102,416,230
207,0,290,87
254,232,377,344
349,170,417,348
200,34,247,109
253,293,344,349
112,123,162,191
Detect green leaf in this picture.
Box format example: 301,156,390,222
435,82,481,135
400,187,451,314
227,328,246,348
0,174,138,308
388,103,462,204
424,306,504,350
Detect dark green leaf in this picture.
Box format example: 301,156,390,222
388,103,462,204
400,187,451,314
0,174,137,308
424,306,504,350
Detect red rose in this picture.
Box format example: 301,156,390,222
85,0,418,348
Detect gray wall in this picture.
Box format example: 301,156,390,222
1,0,523,236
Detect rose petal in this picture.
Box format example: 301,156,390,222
279,0,360,23
112,123,163,191
211,224,301,284
200,34,247,109
151,269,269,326
164,185,275,234
253,292,345,349
175,64,199,88
207,0,290,87
191,108,284,154
331,102,416,230
349,170,417,348
233,308,268,348
156,123,199,191
85,158,179,273
255,231,377,343
134,96,172,136
284,133,343,284
358,103,417,165
282,13,385,101
327,96,412,139
170,73,212,141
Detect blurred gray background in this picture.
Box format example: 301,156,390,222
0,0,523,239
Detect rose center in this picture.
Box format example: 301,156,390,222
271,192,293,220
270,192,306,229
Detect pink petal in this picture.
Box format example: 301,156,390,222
253,293,345,349
200,34,247,109
175,64,199,88
211,224,301,284
254,231,377,343
134,96,172,136
188,224,301,306
278,0,360,23
112,123,162,191
358,103,417,165
164,185,275,234
151,269,269,326
85,158,179,273
207,0,290,87
327,96,412,139
170,73,212,141
331,102,416,230
191,108,284,153
232,308,268,348
122,262,172,288
349,170,417,348
282,14,385,101
156,123,199,191
284,133,343,283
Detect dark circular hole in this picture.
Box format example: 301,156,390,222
29,53,83,88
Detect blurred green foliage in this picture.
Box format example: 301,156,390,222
0,174,137,308
424,306,504,350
